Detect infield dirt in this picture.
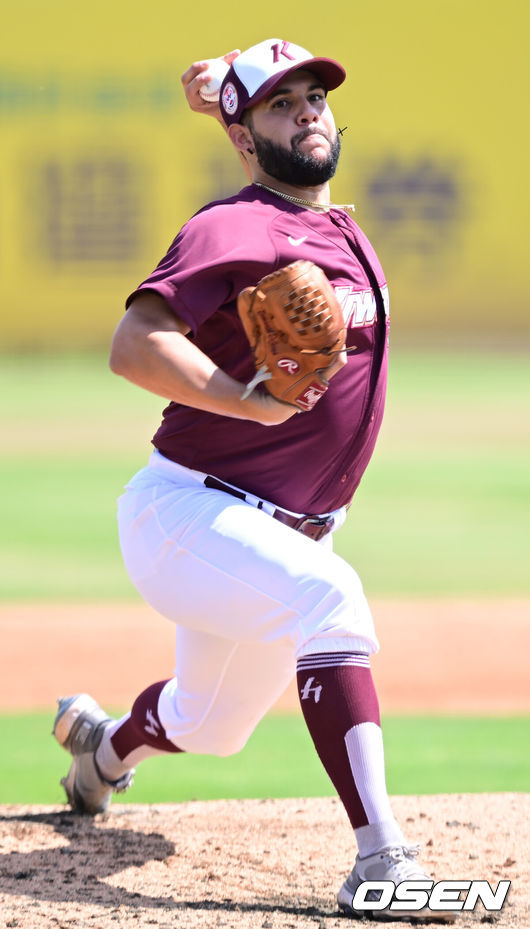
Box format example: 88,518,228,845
0,794,528,928
1,598,529,713
1,599,528,928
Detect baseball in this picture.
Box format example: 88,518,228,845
198,58,230,102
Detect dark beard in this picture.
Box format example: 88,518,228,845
249,126,341,187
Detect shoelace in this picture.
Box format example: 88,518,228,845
379,844,429,881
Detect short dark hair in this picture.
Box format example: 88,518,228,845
240,109,253,129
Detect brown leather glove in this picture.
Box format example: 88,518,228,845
237,260,346,411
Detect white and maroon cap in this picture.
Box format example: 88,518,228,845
219,38,346,127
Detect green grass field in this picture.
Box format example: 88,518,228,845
0,712,527,805
0,349,529,599
0,349,528,802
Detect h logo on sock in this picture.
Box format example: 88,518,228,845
144,708,161,738
300,676,323,703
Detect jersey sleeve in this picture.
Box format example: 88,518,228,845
125,203,278,335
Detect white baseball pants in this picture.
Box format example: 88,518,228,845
117,451,379,756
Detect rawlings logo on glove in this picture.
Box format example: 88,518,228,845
237,260,346,411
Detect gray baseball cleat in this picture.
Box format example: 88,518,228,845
53,693,134,814
337,843,457,922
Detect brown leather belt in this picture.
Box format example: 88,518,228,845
203,475,335,541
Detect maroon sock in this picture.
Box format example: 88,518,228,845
111,680,183,759
297,652,380,829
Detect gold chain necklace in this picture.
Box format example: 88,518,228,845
255,181,355,215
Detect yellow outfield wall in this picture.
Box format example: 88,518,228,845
0,0,528,348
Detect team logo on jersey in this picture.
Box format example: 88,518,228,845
222,82,238,115
277,357,300,374
333,284,390,328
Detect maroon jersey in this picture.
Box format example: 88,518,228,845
126,184,389,514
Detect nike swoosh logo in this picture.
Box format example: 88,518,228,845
288,235,308,247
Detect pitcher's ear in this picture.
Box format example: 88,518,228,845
228,123,254,154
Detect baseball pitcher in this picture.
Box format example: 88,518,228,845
53,39,455,923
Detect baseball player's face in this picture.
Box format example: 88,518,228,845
245,70,341,187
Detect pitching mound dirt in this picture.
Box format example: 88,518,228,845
0,793,527,928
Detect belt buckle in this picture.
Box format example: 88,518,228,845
298,515,334,541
